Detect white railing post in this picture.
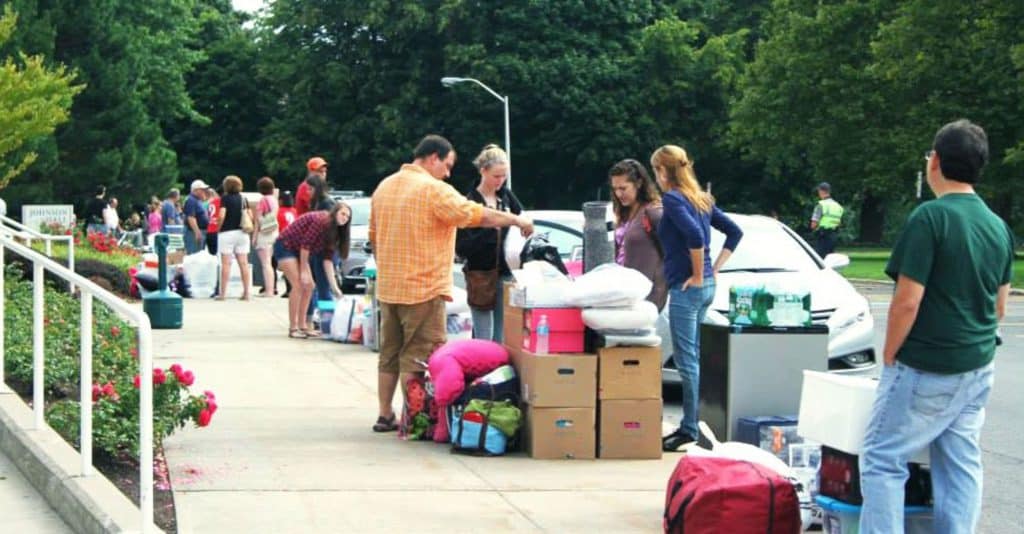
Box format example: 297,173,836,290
80,293,93,477
1,233,153,529
45,239,52,257
67,235,75,294
138,323,154,532
33,262,45,429
0,240,5,391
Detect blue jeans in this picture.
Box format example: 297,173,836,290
668,280,716,438
470,275,511,342
306,252,334,317
860,361,994,534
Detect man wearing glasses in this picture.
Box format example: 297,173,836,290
859,119,1014,533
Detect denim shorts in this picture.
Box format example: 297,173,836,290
273,239,297,262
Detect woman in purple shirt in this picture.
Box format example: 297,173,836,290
273,202,351,338
652,145,743,451
609,159,667,311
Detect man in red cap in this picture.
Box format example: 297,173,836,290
295,156,328,216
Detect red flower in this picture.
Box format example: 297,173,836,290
204,390,216,401
206,399,218,415
91,383,102,402
130,347,138,359
110,325,120,337
197,409,212,427
169,364,183,376
133,375,141,389
153,368,167,385
101,381,119,401
181,370,195,386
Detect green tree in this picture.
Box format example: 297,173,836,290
868,0,1024,233
0,6,80,190
256,1,668,205
2,0,204,214
167,0,274,187
634,16,755,211
730,0,897,240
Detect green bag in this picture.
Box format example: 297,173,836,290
464,399,522,438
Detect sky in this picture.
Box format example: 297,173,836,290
232,0,266,14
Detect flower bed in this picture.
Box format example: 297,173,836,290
3,263,214,531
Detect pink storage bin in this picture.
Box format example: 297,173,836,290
522,308,584,353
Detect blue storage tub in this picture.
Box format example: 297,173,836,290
815,495,933,534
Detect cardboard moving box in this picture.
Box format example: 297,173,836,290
525,406,596,460
598,399,663,459
597,346,662,400
510,349,597,408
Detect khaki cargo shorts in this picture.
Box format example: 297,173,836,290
378,297,446,374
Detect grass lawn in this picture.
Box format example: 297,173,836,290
840,248,1024,288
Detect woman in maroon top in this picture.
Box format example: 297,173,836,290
274,202,351,338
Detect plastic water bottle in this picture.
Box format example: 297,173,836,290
535,314,550,355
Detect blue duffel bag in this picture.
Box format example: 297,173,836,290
450,409,508,455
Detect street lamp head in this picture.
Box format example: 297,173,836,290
441,77,466,87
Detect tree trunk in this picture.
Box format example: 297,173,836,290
858,193,885,244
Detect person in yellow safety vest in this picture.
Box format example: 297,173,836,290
810,182,844,257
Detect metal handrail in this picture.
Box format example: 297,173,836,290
0,234,154,532
0,214,75,287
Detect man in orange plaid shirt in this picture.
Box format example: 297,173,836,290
369,135,533,432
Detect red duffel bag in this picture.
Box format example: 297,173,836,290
664,455,801,534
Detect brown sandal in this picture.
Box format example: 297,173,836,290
372,414,398,433
301,328,323,339
288,328,307,339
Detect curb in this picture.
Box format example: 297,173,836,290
847,278,1024,296
0,391,159,534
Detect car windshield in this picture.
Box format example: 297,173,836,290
534,221,583,259
710,222,820,272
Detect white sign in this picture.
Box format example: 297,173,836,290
22,204,76,232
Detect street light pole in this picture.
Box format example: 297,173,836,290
441,76,512,190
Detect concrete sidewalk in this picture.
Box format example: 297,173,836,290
159,298,677,533
0,448,72,533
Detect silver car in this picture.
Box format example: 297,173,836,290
337,197,372,292
520,210,877,383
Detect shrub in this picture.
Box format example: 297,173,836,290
75,258,131,295
3,266,215,458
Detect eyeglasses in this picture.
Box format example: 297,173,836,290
924,149,935,162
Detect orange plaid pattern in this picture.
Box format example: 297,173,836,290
370,164,484,304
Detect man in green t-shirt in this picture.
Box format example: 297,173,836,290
859,120,1014,533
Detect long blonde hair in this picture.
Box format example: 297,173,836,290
651,145,712,213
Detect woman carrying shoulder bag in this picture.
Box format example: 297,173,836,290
254,176,279,297
455,144,522,342
609,159,667,311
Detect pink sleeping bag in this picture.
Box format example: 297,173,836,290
428,339,509,442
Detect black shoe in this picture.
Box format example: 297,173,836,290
662,429,697,452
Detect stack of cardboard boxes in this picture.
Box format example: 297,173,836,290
502,282,662,460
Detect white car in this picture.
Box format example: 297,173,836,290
520,210,877,383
